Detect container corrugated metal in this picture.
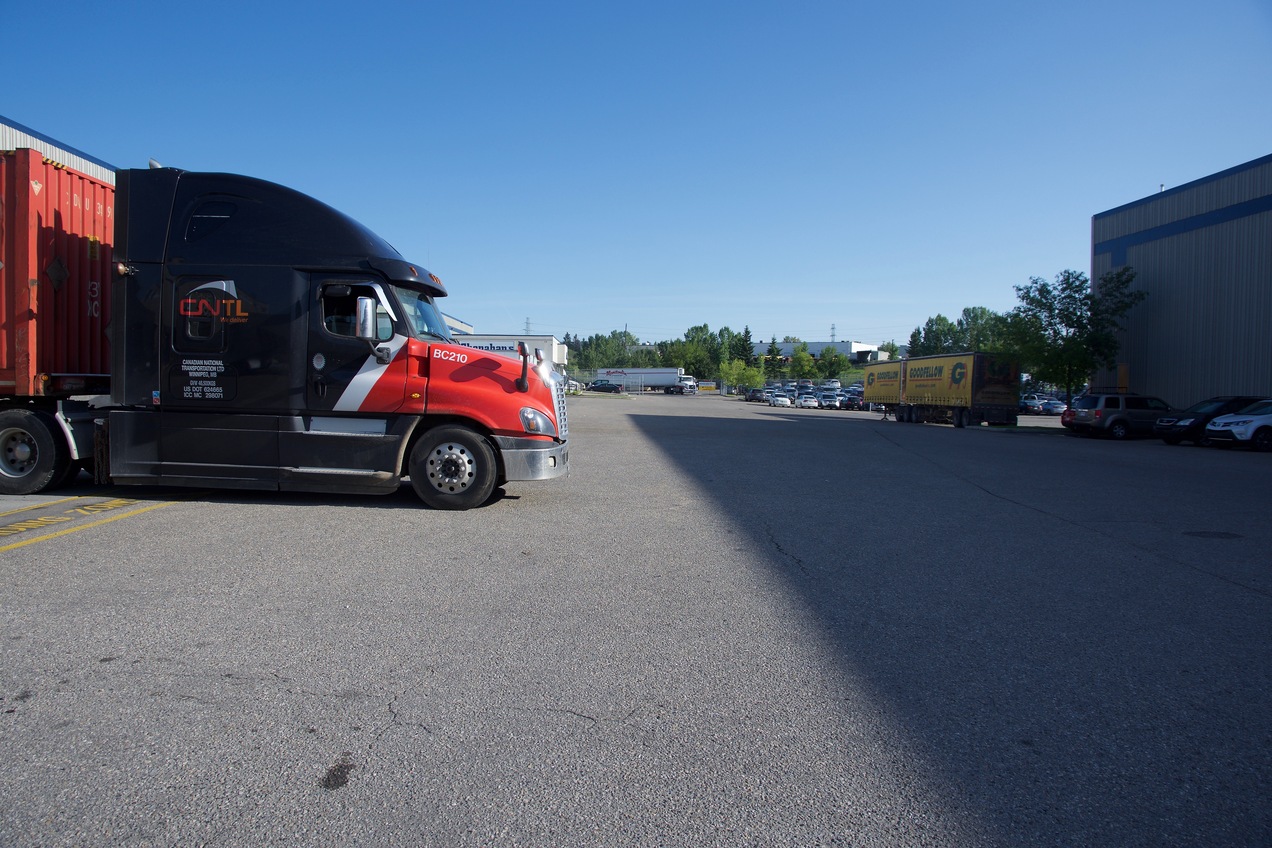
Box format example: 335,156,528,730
0,148,114,396
0,114,116,186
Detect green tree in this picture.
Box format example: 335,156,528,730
659,337,715,381
628,345,660,367
720,360,764,392
570,329,639,370
907,314,962,357
817,346,849,380
878,340,900,360
729,326,757,366
764,337,785,380
789,343,818,381
957,306,1008,352
1009,267,1147,399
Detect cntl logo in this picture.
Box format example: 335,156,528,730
179,280,250,323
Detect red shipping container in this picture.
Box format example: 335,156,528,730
0,148,114,397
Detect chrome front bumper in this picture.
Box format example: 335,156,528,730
494,435,569,481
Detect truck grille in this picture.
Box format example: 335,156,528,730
552,376,569,439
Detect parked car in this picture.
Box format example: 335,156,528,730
664,383,697,395
1060,408,1076,429
1019,396,1044,414
818,392,840,409
746,388,767,402
796,395,821,409
1204,399,1272,450
1040,398,1067,415
770,394,792,408
1154,395,1267,446
588,381,623,393
1068,392,1174,439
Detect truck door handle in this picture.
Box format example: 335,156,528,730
313,377,327,398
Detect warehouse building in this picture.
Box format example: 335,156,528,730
1091,153,1272,407
751,340,881,362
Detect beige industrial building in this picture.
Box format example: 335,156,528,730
1092,153,1272,406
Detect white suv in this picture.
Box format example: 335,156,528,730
1204,399,1272,451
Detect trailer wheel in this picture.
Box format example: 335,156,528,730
953,408,965,428
409,425,498,510
0,409,72,496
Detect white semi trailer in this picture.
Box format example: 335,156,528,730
595,368,698,393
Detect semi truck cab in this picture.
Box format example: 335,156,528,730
92,166,567,509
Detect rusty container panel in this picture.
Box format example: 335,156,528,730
0,148,114,397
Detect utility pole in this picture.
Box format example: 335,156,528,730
831,324,836,343
525,317,531,335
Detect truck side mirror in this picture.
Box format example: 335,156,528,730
516,341,530,393
355,297,378,341
356,297,392,364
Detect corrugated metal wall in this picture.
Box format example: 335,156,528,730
1091,154,1272,407
0,149,115,395
0,115,116,185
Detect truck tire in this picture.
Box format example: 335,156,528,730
409,425,498,510
0,409,72,496
1108,420,1131,440
1252,427,1272,452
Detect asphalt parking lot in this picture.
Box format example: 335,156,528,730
2,394,1268,846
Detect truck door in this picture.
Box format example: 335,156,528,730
150,271,296,485
306,278,406,415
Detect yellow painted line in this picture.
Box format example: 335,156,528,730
0,496,86,518
0,501,175,553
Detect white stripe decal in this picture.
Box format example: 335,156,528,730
331,336,407,411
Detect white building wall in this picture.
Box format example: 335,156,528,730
453,334,568,369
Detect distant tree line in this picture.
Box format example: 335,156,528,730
562,325,904,391
561,267,1146,398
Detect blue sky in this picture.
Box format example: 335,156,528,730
6,1,1270,345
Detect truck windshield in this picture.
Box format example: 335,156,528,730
395,286,452,342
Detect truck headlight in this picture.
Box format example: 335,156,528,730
520,407,558,437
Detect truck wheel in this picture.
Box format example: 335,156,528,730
409,425,498,510
1108,420,1131,440
0,409,72,495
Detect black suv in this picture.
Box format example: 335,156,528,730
1154,395,1267,445
1069,391,1173,439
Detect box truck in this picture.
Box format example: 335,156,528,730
0,142,567,509
594,368,697,393
862,352,1018,427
